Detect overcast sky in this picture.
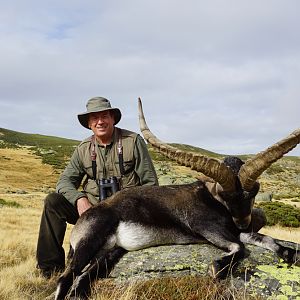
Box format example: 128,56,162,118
1,1,299,156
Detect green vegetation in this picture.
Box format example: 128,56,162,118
0,127,79,170
284,156,300,163
265,164,285,175
273,192,300,200
258,201,300,227
291,199,300,203
147,147,172,162
171,143,223,159
0,198,22,208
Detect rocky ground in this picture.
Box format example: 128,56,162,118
110,243,300,299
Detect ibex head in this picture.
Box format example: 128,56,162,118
138,98,300,230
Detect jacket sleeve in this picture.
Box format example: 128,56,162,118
56,147,87,206
134,135,159,186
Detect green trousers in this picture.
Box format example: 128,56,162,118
36,193,79,271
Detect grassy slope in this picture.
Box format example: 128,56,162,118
0,127,79,169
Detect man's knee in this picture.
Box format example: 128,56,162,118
44,192,67,210
43,192,79,224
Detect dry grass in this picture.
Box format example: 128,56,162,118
0,147,70,299
0,200,72,300
90,277,263,300
259,225,300,243
0,148,57,193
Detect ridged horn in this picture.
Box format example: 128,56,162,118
138,98,236,191
239,128,300,191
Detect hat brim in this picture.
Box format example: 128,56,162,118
78,108,122,129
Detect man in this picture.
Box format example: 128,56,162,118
36,97,158,278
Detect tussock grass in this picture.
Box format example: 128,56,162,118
0,206,40,269
0,257,57,300
90,277,263,300
0,198,71,300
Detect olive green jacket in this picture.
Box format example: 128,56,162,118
56,128,158,206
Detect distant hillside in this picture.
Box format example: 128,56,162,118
0,128,79,169
1,127,227,169
1,127,299,169
171,143,223,159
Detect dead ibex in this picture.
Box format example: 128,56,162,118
55,98,300,300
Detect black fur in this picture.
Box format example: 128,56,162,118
68,247,127,299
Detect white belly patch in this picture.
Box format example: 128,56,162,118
115,221,198,251
71,220,200,252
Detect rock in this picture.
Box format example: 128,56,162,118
40,186,55,193
110,243,300,299
15,189,27,194
158,175,175,185
255,192,273,202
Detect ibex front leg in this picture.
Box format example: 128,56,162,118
68,247,127,299
240,232,300,266
200,230,246,279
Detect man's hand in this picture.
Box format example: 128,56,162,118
77,197,92,216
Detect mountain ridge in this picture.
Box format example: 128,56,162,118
2,127,299,160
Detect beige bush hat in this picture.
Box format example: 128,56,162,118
77,97,122,129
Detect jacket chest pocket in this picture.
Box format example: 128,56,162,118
115,159,135,175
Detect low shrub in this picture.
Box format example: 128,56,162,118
257,201,300,227
264,164,285,175
0,199,22,208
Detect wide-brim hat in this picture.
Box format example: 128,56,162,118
77,97,122,129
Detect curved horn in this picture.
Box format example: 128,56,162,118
239,128,300,191
138,98,236,191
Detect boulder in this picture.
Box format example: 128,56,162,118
255,192,273,202
110,242,300,299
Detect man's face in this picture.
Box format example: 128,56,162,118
88,110,115,143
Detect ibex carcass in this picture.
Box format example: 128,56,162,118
55,99,300,300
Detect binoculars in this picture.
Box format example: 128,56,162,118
98,176,119,201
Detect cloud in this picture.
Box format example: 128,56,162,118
0,0,299,155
